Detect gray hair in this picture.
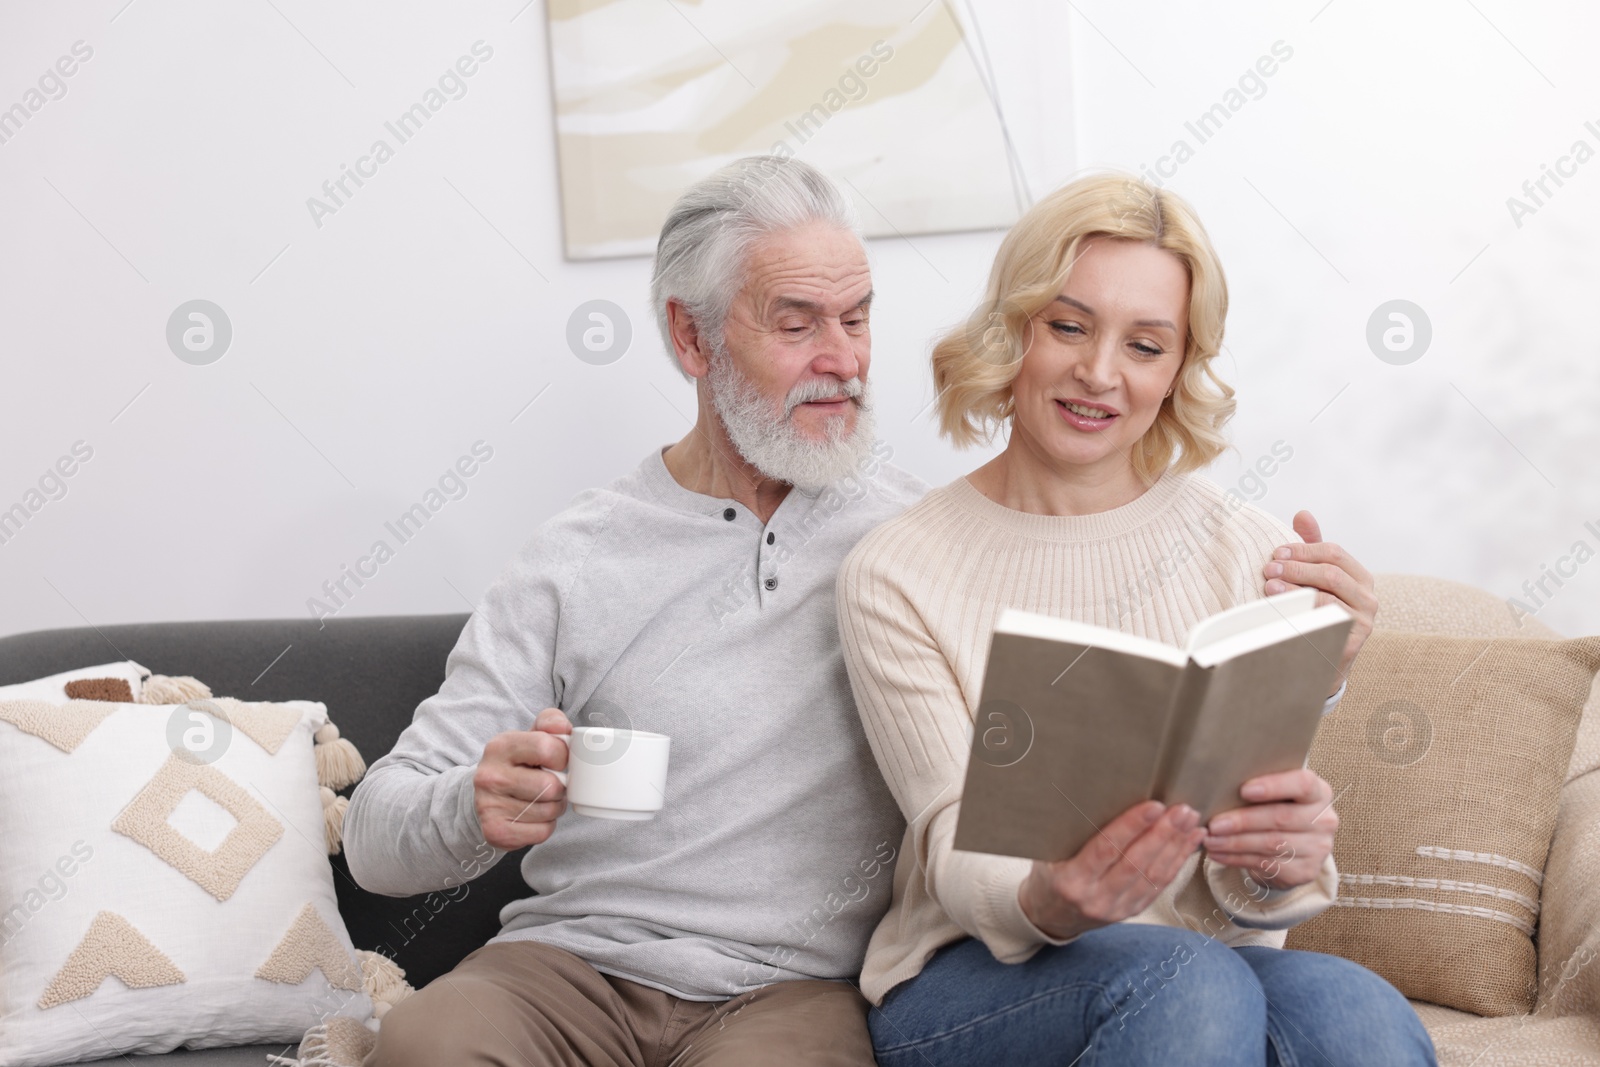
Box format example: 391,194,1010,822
650,155,861,375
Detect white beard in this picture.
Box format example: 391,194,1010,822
705,339,877,493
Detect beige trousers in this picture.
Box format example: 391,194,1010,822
364,940,877,1067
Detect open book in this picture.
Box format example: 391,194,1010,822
952,588,1352,862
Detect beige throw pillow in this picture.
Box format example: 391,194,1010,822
1284,632,1600,1016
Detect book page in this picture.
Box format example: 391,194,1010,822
1183,587,1317,657
1189,603,1351,668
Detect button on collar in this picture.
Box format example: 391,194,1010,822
722,507,736,521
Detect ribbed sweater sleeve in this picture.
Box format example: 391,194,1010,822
836,544,1070,962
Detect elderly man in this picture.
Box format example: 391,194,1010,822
347,155,925,1066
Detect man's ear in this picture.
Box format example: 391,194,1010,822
666,299,710,380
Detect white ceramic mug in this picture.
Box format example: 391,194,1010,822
547,726,670,821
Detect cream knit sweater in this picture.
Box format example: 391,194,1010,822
836,468,1341,1005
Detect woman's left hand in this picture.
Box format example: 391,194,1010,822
1202,768,1337,889
1264,510,1377,695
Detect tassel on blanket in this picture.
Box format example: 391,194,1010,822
264,1016,376,1067
357,949,415,1019
138,675,213,705
314,722,366,790
320,787,349,855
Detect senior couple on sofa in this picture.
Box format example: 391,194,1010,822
343,156,1438,1066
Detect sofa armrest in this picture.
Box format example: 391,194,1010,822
1535,768,1600,1016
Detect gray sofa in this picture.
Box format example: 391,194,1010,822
7,574,1599,1065
0,613,530,1066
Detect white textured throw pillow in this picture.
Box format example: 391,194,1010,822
0,695,373,1066
0,662,148,704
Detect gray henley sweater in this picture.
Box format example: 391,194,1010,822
343,444,928,1000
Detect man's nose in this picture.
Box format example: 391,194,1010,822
809,320,862,381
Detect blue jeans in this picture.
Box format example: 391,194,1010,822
869,924,1436,1066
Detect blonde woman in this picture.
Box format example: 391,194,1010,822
836,175,1434,1065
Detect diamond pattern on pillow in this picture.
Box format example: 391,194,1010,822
0,700,119,753
112,754,284,901
37,912,184,1009
0,691,372,1065
256,903,362,991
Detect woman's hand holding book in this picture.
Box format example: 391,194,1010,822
1018,800,1205,942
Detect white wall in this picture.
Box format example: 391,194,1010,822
2,0,1596,643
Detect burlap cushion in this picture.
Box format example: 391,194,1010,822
1284,631,1600,1016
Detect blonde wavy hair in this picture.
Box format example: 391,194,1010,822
932,173,1235,483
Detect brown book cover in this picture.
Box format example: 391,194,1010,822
952,588,1352,862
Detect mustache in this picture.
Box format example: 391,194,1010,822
784,376,865,415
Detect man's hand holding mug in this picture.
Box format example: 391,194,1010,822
473,707,572,851
474,706,672,849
